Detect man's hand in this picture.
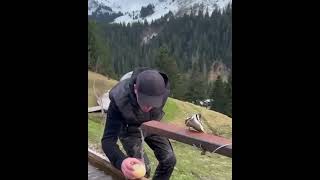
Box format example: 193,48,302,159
121,157,144,179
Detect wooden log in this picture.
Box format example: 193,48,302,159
88,148,125,179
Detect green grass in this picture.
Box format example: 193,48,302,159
88,71,232,179
142,138,232,180
161,98,232,139
88,116,106,145
163,98,179,122
170,142,231,180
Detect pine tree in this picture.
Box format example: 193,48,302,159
88,20,115,78
224,73,232,117
154,46,180,98
205,7,210,19
210,76,227,114
184,62,206,103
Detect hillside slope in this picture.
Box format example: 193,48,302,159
88,70,231,138
88,71,117,107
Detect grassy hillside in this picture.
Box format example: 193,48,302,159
162,98,232,139
88,71,117,107
88,71,231,138
88,71,232,179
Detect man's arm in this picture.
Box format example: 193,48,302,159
101,100,127,170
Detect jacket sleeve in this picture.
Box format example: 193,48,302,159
101,100,127,170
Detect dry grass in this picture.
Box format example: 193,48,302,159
88,71,117,107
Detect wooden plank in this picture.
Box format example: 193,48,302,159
88,162,115,180
88,148,149,180
141,121,232,158
88,106,102,113
88,148,125,179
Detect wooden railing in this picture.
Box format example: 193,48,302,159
141,120,232,158
88,120,231,180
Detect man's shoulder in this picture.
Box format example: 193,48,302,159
109,79,129,95
109,79,131,108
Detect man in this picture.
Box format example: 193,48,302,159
101,67,176,180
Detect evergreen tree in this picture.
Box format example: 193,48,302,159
224,73,232,117
88,20,115,78
154,46,181,98
185,62,206,103
210,76,227,114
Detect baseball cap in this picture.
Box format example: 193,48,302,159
136,70,166,108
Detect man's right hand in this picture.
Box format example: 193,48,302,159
121,157,143,179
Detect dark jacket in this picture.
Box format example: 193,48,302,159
101,67,170,170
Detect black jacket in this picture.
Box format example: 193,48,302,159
101,67,170,170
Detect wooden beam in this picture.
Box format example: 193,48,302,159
88,148,149,180
88,148,125,179
141,121,232,158
88,106,102,113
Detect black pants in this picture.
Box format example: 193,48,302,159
119,127,176,180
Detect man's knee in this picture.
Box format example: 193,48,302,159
160,153,176,167
168,154,177,167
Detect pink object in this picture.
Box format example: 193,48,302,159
121,157,144,179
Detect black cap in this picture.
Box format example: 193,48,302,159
136,70,166,108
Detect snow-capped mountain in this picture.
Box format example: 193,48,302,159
88,0,231,24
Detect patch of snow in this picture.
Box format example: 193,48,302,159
113,0,177,24
142,32,158,44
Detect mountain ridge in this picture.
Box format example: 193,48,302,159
88,0,231,23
